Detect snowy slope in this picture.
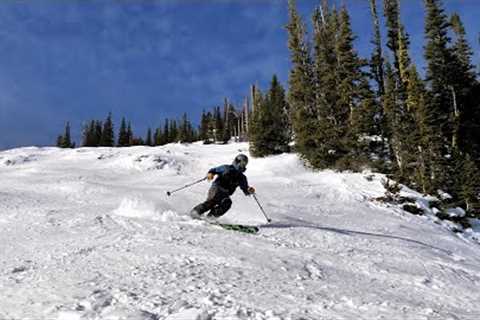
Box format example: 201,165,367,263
1,143,479,320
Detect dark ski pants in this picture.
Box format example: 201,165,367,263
193,185,232,217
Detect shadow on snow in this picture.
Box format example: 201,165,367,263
261,215,453,256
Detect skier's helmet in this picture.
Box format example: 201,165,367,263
233,154,249,172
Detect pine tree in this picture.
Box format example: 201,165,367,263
458,154,480,216
163,119,170,144
213,107,224,143
404,65,436,193
383,0,401,76
449,13,478,155
424,0,453,153
369,0,385,96
56,135,64,147
95,121,103,146
57,121,75,148
100,113,114,147
131,136,144,146
82,121,92,147
383,63,401,172
334,6,373,168
249,75,290,157
154,127,161,146
170,119,178,143
286,0,317,166
127,121,133,146
82,120,100,147
145,128,153,146
222,100,232,143
178,113,189,143
349,78,381,167
118,117,129,147
309,4,339,167
199,110,209,142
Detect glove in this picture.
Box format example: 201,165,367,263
207,173,215,181
248,186,256,194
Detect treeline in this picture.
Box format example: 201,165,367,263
199,97,251,144
56,112,197,148
56,98,254,148
285,0,480,213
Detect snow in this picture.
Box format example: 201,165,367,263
1,142,480,319
445,207,466,218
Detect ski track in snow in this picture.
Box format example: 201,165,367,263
1,143,480,320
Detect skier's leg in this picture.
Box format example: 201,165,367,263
191,186,222,216
208,197,232,217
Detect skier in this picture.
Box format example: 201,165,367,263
190,154,255,219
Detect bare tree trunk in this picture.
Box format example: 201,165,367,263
251,84,256,114
224,98,229,141
240,109,245,141
449,85,460,150
233,121,237,142
237,117,241,142
244,97,249,138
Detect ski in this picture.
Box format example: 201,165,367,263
213,223,259,234
189,212,259,234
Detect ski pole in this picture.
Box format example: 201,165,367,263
252,193,272,223
166,177,207,196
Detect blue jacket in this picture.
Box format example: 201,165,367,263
208,165,249,196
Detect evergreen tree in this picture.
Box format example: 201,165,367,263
82,120,99,147
449,13,478,155
334,6,374,168
178,113,191,143
100,113,114,147
249,75,290,157
187,120,196,142
56,135,63,147
369,0,385,96
118,117,129,147
154,127,163,146
170,119,178,143
145,127,153,146
199,110,209,142
127,122,133,146
213,107,224,143
383,0,401,76
131,136,144,146
310,4,340,167
349,78,381,167
222,100,232,143
163,119,170,144
383,63,401,172
457,154,480,216
180,118,194,143
82,121,91,147
286,0,317,166
57,121,75,148
404,65,437,193
424,0,453,152
95,121,103,146
205,111,215,144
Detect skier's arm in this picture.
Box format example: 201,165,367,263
207,165,228,180
240,175,255,196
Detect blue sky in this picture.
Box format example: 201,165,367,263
0,0,478,149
